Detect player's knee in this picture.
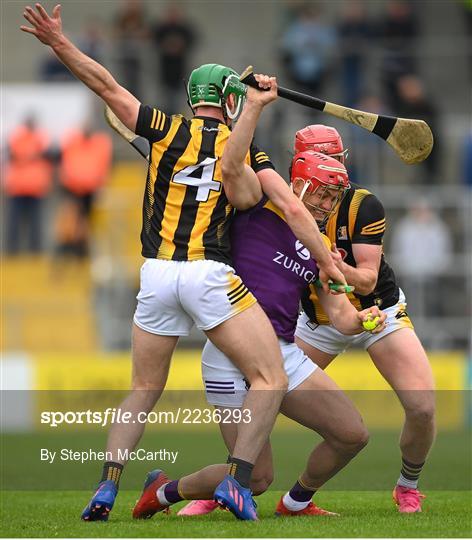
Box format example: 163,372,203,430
128,385,162,409
332,423,369,457
250,472,274,496
405,400,435,426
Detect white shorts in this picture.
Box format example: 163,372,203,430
295,289,414,355
201,338,317,407
133,259,256,336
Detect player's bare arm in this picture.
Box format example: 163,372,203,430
221,75,277,209
223,73,347,292
21,3,139,131
318,290,386,335
331,243,381,295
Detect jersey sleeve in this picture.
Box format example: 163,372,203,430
249,142,275,173
352,194,386,245
135,104,172,143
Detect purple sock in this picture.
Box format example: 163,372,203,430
288,480,316,502
163,480,183,504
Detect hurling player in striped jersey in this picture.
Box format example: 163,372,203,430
292,124,434,513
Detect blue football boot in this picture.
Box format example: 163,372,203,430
81,480,117,521
214,475,258,521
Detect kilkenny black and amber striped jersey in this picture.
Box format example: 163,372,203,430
135,105,274,265
301,183,400,325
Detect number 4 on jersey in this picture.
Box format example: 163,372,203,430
172,157,221,202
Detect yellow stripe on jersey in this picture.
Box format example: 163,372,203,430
186,125,230,260
153,110,160,129
362,218,385,231
263,200,286,222
150,108,157,129
158,110,166,131
156,118,202,259
150,109,167,131
361,224,386,235
348,189,371,239
255,151,270,163
361,218,386,235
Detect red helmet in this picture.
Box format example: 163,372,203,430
290,151,350,222
294,124,348,163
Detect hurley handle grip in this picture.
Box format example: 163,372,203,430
239,65,326,111
314,279,355,294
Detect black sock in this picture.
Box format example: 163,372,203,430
100,461,123,487
228,457,253,489
399,457,425,487
162,480,184,504
288,479,316,502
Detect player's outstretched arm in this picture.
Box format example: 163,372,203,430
21,3,139,131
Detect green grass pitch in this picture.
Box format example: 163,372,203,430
1,430,470,537
1,490,470,537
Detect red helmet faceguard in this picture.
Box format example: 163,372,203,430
294,124,348,164
290,151,350,224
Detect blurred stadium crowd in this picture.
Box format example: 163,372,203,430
1,0,471,353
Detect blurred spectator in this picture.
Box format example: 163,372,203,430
151,5,197,114
377,0,419,110
40,20,104,82
338,0,372,107
113,0,148,100
56,125,112,257
390,200,453,318
280,3,337,97
396,74,440,182
3,115,53,253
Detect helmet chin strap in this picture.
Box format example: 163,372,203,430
299,180,312,201
226,95,244,120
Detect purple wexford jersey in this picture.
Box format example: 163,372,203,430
230,197,320,342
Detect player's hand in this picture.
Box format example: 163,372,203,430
246,74,278,107
330,245,343,267
357,307,387,334
21,4,63,47
318,263,349,295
